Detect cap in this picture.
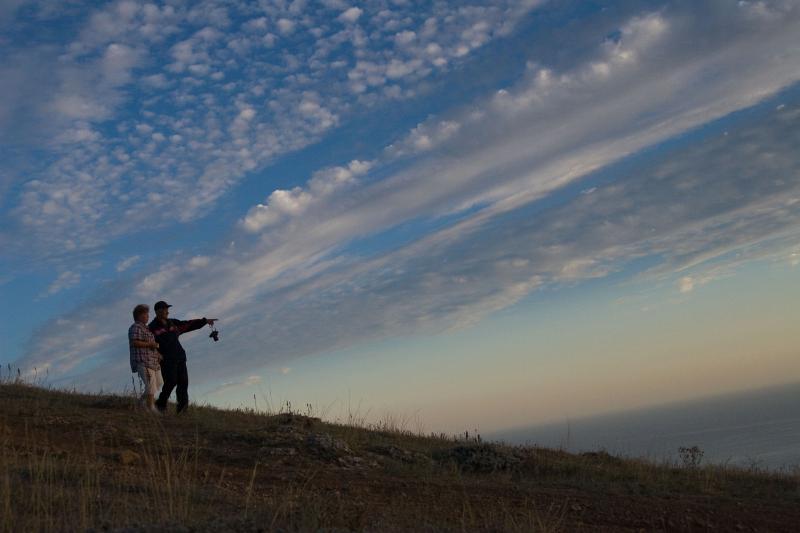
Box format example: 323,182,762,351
154,301,172,311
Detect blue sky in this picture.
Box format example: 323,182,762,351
1,0,799,432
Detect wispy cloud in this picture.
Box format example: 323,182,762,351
115,255,140,272
18,93,800,386
42,270,80,296
202,374,262,396
8,1,800,393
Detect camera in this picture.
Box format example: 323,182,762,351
209,329,220,342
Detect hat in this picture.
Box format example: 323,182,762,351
154,301,172,311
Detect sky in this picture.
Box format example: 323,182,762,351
1,0,799,434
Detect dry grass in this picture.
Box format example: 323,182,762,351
1,378,799,532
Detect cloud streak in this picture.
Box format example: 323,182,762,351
8,0,800,396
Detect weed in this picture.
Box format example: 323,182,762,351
678,445,704,469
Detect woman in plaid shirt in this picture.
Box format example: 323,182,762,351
129,304,163,412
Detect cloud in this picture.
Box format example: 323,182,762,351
188,255,210,269
9,1,800,393
241,188,313,232
559,259,612,282
19,95,800,387
116,255,140,272
338,7,362,24
241,159,372,232
42,270,81,296
202,374,262,396
3,0,539,260
387,119,461,156
675,265,734,295
394,30,416,46
242,17,268,32
678,276,694,293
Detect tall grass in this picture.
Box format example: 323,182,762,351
2,376,800,532
0,412,208,531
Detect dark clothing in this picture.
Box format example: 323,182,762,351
148,317,208,362
149,316,207,412
156,359,189,413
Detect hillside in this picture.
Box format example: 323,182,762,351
1,382,798,532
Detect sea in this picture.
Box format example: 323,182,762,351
490,382,800,472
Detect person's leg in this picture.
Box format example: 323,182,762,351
156,360,177,412
176,360,189,413
144,368,161,411
136,365,151,409
154,369,164,393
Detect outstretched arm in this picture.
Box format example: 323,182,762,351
176,318,209,335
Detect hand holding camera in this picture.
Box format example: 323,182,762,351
207,319,220,342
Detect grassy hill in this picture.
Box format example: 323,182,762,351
1,381,798,532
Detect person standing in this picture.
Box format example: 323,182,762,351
149,300,216,414
128,304,163,412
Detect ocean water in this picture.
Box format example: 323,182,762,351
490,382,800,471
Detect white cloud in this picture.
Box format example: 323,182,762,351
243,17,268,32
137,265,179,295
678,276,694,293
559,259,611,282
242,160,371,232
142,74,169,89
116,255,140,272
10,1,800,393
309,159,371,195
203,374,262,396
4,0,542,259
43,271,81,296
338,7,363,23
54,124,100,144
276,18,295,35
394,30,416,46
263,188,311,215
241,188,312,232
101,43,139,86
18,101,800,387
50,94,108,121
188,255,210,269
388,119,461,156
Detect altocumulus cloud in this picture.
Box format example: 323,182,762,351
1,0,541,258
8,0,800,392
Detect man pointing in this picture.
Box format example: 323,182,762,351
149,301,216,414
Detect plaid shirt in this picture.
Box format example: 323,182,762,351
129,322,160,372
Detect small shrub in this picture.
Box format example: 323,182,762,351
678,446,704,469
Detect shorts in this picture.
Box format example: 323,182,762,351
136,364,164,396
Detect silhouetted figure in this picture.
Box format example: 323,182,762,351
149,301,216,414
